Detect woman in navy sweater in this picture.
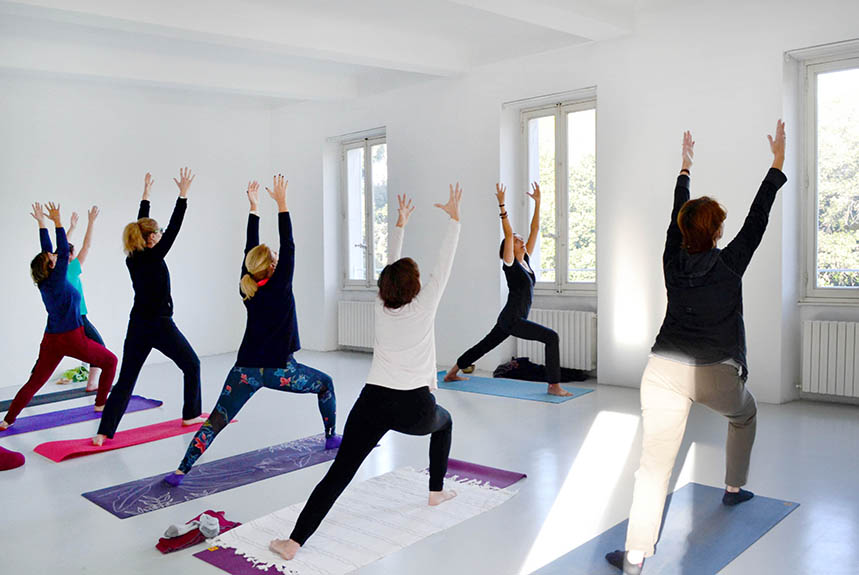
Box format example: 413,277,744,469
94,169,203,445
606,122,787,575
164,175,339,486
1,203,117,430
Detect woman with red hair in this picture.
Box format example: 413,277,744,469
607,121,787,574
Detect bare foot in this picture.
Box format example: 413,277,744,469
547,384,572,397
428,489,457,506
0,420,10,431
269,538,300,560
93,404,104,412
92,434,106,446
182,416,206,426
443,364,468,382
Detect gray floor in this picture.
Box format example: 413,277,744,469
1,349,857,574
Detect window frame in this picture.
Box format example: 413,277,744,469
341,133,387,290
521,98,597,295
802,54,859,303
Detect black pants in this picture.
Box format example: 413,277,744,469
456,319,561,384
81,315,104,345
289,384,452,546
97,317,201,438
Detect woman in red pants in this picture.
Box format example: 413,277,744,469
1,202,117,430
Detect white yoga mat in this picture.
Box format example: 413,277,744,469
210,467,518,574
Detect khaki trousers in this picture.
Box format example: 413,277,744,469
625,355,757,556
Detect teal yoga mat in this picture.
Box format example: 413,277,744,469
436,371,593,403
533,482,799,574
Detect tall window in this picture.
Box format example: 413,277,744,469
804,56,859,301
523,99,596,293
343,134,388,287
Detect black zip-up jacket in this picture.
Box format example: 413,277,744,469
235,211,299,367
651,168,787,378
127,198,186,320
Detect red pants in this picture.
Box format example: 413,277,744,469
4,327,117,424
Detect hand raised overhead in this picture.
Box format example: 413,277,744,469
434,183,463,222
396,194,415,228
173,167,195,198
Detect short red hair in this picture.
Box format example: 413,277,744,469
377,258,421,309
677,196,727,254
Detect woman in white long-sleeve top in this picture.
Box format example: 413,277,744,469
269,184,464,561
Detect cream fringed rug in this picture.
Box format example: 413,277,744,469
208,467,518,575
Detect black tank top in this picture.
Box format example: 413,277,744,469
498,253,536,327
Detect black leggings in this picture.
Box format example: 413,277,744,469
81,315,104,345
456,319,560,384
289,384,452,546
97,317,201,438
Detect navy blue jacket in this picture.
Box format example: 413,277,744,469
127,198,186,320
235,211,299,367
651,168,787,378
38,227,82,333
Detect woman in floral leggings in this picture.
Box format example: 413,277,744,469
164,176,340,485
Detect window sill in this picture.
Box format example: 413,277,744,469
342,284,377,292
534,286,597,297
798,297,859,307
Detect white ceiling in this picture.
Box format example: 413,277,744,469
0,0,637,104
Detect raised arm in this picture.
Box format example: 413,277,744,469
149,167,193,259
46,202,70,279
414,183,462,308
138,172,153,219
388,194,414,263
245,181,261,255
31,202,53,253
75,206,99,264
525,182,541,256
497,184,514,265
67,211,79,240
266,174,295,286
664,131,694,264
721,120,787,275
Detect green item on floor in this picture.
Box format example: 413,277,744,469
57,365,89,384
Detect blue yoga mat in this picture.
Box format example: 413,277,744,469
533,482,799,574
436,371,593,403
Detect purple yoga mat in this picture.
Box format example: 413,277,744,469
0,395,162,437
82,434,340,519
194,459,526,575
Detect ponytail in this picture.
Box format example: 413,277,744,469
240,244,274,301
123,218,159,255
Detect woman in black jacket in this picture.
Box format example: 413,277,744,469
607,121,787,575
94,169,203,445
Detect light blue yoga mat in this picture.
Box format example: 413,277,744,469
534,482,799,574
436,371,593,403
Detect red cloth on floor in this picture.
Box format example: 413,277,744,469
0,446,25,470
156,510,240,554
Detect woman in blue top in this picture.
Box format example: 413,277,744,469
444,183,571,396
1,203,117,430
41,206,104,391
163,175,340,486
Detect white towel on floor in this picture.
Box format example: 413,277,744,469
210,467,517,575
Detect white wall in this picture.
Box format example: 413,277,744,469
270,0,859,403
0,73,272,381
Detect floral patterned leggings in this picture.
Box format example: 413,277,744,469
177,358,336,473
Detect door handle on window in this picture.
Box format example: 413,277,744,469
353,243,367,250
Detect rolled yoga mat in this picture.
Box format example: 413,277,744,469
532,482,800,575
34,414,215,462
195,464,524,575
0,395,162,437
437,371,593,404
83,434,346,519
444,458,526,489
0,387,97,412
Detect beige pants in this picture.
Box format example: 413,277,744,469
625,355,757,556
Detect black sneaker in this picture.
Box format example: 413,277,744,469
722,488,754,506
605,550,644,574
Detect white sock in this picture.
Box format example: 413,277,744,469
627,550,645,564
164,520,199,538
198,513,220,539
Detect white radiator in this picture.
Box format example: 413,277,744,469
802,320,859,397
516,309,597,371
338,301,375,349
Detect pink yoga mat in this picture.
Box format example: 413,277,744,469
34,414,217,462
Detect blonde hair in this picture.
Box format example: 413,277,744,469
123,218,160,255
240,244,274,300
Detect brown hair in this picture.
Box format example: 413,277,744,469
123,218,159,255
677,197,727,254
240,244,274,300
30,252,52,285
378,257,421,309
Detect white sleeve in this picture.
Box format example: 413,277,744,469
388,225,404,264
414,219,461,309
